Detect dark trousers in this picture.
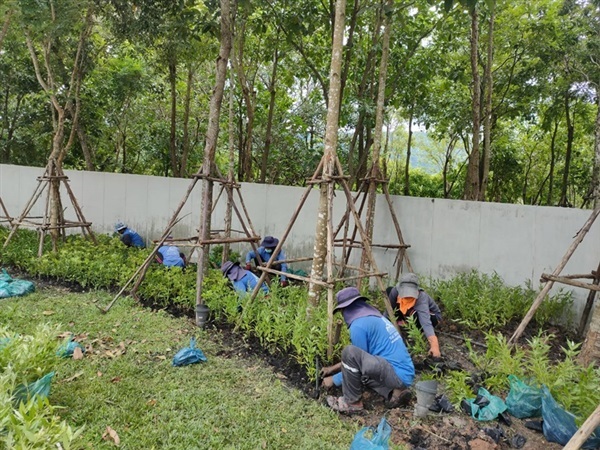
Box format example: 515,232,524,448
340,345,406,403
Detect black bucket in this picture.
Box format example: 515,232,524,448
196,304,210,328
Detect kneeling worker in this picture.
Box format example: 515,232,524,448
221,261,269,297
320,287,415,413
387,272,442,358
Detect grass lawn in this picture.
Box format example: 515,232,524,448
1,287,359,449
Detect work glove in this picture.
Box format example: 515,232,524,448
427,335,441,358
245,263,252,271
280,280,289,287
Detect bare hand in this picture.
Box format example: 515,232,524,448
320,365,336,377
321,376,334,389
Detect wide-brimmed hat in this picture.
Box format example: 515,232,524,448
221,261,246,282
261,236,279,248
334,287,368,311
221,261,236,275
114,222,127,232
397,272,419,299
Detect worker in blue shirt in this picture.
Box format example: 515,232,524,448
245,236,289,286
221,261,269,297
155,236,186,268
320,287,415,414
115,222,145,248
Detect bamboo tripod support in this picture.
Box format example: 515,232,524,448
0,197,12,225
2,160,97,256
102,171,262,312
239,154,406,356
509,207,600,345
332,164,412,283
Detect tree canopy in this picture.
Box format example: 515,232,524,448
1,0,599,207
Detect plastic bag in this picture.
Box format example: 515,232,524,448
466,387,507,421
541,386,600,449
0,269,35,299
13,372,55,405
350,417,392,450
57,337,86,358
172,338,207,367
505,375,542,418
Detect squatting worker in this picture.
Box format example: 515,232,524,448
386,272,442,358
320,287,415,414
114,222,145,248
245,236,289,287
221,261,269,298
155,235,186,268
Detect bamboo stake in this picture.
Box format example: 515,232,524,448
509,207,600,344
563,403,600,450
540,275,600,292
578,260,600,336
236,159,325,329
335,157,400,334
326,172,335,358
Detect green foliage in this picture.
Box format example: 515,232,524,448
0,290,356,449
0,325,83,449
404,315,429,357
453,331,600,426
0,324,63,384
443,370,473,408
432,270,572,331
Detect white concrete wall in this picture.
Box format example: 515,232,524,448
1,163,599,323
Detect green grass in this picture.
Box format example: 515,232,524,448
1,288,358,449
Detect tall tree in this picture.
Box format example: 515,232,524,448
307,0,346,308
20,0,94,249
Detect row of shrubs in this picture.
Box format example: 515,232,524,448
1,324,82,448
0,227,582,395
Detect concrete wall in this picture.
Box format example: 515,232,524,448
1,163,599,324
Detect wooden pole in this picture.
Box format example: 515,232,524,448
509,207,600,344
326,174,335,358
540,274,600,292
335,157,400,334
563,402,600,450
578,260,600,336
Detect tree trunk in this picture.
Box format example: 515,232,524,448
223,73,236,265
348,11,383,188
168,58,179,176
465,7,481,201
24,6,93,251
233,18,255,182
559,91,574,207
547,119,558,205
181,64,195,178
307,0,346,308
404,105,413,196
261,46,278,183
479,7,494,201
361,0,393,290
196,0,235,310
77,123,94,171
0,8,12,52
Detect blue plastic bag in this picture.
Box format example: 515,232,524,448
466,387,507,421
172,338,207,367
13,372,55,405
505,375,542,418
57,337,85,358
0,269,35,298
350,417,391,450
541,386,600,449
